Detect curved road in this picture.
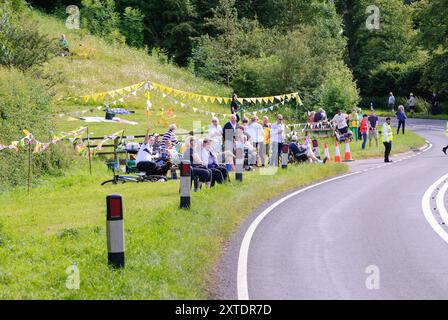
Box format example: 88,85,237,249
218,118,448,299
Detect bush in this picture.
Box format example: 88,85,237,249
0,68,71,191
0,9,57,71
316,66,360,116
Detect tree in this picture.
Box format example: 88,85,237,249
418,0,448,93
81,0,122,40
120,7,145,48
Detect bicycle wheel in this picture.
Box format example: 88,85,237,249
101,179,116,186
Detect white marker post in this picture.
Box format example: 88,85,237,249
235,142,244,182
106,195,125,268
281,144,289,169
180,160,191,209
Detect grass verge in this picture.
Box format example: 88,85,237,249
0,159,347,299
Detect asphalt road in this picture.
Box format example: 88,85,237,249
217,118,448,299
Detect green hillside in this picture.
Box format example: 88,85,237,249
32,10,232,137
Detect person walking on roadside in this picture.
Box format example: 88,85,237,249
367,110,379,148
409,93,415,117
388,92,395,112
442,122,448,155
395,105,407,135
432,93,439,115
360,114,368,150
382,117,393,163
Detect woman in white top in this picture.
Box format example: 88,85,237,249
208,117,223,156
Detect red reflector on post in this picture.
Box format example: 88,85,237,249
181,161,191,176
107,195,123,220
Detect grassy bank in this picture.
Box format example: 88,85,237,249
0,160,347,299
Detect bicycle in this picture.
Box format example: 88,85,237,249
101,172,168,185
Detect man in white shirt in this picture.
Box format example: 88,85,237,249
331,110,348,134
270,114,285,167
136,131,172,176
247,116,264,166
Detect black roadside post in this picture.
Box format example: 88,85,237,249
106,194,125,268
180,160,191,209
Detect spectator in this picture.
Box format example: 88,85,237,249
153,133,162,153
208,117,223,155
409,93,415,117
314,109,323,125
223,114,238,155
270,114,285,167
349,109,359,141
230,94,241,122
183,136,211,191
136,131,172,176
302,137,323,164
262,116,271,166
161,124,179,148
289,135,308,163
331,110,349,134
241,117,251,140
309,111,316,128
246,116,264,166
395,105,407,135
165,140,181,165
388,92,395,112
367,110,379,148
382,117,393,163
431,93,439,115
59,34,70,57
201,138,226,185
320,108,328,122
360,114,368,149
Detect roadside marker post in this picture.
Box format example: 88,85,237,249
180,160,191,209
281,144,289,169
106,194,125,268
235,142,244,182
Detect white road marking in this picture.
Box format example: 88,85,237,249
422,173,448,244
237,171,361,300
238,140,433,300
436,181,448,226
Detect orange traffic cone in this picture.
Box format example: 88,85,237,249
324,142,331,162
334,140,341,163
344,138,354,162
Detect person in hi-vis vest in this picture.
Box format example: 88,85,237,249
443,121,448,155
382,117,393,163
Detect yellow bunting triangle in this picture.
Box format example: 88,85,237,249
268,96,275,103
223,97,230,104
262,97,269,103
203,95,209,102
84,96,90,103
237,98,244,104
217,97,223,104
210,96,216,103
124,86,131,92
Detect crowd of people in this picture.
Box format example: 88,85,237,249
134,91,422,186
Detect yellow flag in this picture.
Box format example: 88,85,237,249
165,87,172,95
244,98,252,104
210,96,216,104
217,97,223,104
262,97,269,104
223,97,230,104
237,98,244,104
256,98,263,104
268,96,274,103
274,95,283,102
92,94,99,102
84,95,90,103
203,95,209,102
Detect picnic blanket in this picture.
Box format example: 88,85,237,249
79,117,138,125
